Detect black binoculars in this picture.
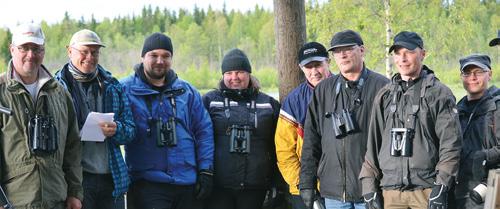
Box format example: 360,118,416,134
325,109,355,138
28,115,58,155
390,128,414,157
229,125,252,153
153,117,177,147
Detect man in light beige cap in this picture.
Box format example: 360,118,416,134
55,29,135,209
0,23,83,208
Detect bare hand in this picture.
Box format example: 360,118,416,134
66,196,82,209
99,121,117,137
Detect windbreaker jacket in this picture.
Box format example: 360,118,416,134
55,64,136,197
122,64,214,185
299,68,389,201
202,78,280,189
359,67,462,195
275,81,313,195
455,86,500,199
0,61,83,208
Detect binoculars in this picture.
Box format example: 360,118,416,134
325,109,355,138
152,117,177,147
390,128,414,157
229,125,252,153
28,115,58,155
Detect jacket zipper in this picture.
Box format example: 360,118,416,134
342,138,346,202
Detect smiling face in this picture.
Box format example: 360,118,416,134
300,60,331,87
68,44,101,73
392,47,426,81
461,66,491,100
10,42,45,83
223,70,250,90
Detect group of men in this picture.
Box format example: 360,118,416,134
276,29,499,209
0,22,498,209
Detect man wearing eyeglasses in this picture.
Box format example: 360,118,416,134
359,31,462,209
0,23,83,208
54,29,135,209
454,54,499,209
299,30,389,209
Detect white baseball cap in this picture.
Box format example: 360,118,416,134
69,29,105,47
11,23,45,46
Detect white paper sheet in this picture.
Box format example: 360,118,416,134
80,112,115,142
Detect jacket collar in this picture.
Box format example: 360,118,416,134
5,59,58,94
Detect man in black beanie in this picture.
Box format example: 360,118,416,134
202,48,282,209
121,32,215,209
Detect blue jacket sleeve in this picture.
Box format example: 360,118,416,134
109,84,136,145
189,86,214,171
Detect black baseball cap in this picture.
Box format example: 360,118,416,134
298,42,329,66
389,31,424,53
328,30,364,51
459,54,491,72
489,30,500,47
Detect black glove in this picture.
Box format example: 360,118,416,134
363,192,383,209
300,188,315,209
262,187,285,209
428,184,448,209
194,169,213,200
472,151,488,181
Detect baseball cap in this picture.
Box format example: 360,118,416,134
328,30,364,51
459,54,491,72
69,29,105,47
389,31,424,53
11,23,45,46
489,30,500,47
298,42,329,66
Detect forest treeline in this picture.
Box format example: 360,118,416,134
0,0,498,92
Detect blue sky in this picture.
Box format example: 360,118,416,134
2,0,273,29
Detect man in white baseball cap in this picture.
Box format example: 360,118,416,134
2,23,83,209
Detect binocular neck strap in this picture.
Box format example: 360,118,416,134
389,78,423,129
223,97,257,128
408,79,422,131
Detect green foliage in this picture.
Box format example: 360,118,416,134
0,1,498,94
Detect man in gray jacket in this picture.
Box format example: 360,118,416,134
359,31,462,209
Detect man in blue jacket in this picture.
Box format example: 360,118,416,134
122,32,215,209
55,29,136,209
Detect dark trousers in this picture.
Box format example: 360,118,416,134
288,194,307,209
82,172,124,209
205,187,267,209
127,179,202,209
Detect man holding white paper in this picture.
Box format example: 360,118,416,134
55,29,136,209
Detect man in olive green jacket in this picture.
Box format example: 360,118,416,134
0,23,83,209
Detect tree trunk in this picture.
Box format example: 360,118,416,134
384,0,393,78
274,0,307,102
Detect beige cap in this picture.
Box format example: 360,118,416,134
11,23,45,46
69,29,105,47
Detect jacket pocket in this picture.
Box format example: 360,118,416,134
4,163,39,206
317,153,327,178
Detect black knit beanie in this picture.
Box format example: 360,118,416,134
141,32,173,57
221,48,252,74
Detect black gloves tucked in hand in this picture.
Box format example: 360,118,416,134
363,192,383,209
472,151,488,181
428,184,448,209
300,188,316,209
194,169,213,200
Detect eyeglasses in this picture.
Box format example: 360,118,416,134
71,47,100,57
16,45,45,54
461,70,488,78
331,45,358,54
